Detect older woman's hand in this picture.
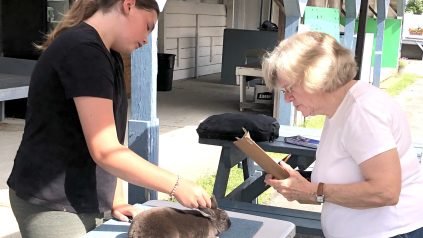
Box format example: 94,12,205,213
264,161,316,203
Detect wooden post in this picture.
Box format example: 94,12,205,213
272,0,307,126
122,53,131,97
308,0,325,7
344,0,361,51
355,0,369,80
127,0,167,204
396,0,405,16
277,6,286,41
372,0,390,87
396,0,406,63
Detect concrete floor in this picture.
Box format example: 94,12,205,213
1,61,423,238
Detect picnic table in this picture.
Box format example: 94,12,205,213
0,57,36,121
83,200,296,238
199,125,323,235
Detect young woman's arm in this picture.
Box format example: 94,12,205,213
74,97,211,209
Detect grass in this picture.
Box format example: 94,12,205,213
302,115,326,129
195,68,421,204
196,152,288,204
380,73,419,96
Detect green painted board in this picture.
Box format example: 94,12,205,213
340,17,402,69
304,6,340,42
365,19,402,68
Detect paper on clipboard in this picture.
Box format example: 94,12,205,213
233,129,290,180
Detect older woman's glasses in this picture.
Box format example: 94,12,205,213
280,85,293,94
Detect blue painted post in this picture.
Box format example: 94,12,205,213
373,0,390,87
397,0,405,17
397,0,406,61
274,0,307,126
344,0,361,51
127,1,167,204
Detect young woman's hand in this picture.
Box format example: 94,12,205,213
264,161,316,203
112,203,143,222
173,178,212,208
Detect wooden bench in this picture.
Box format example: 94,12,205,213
0,57,36,121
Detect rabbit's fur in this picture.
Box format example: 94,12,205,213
128,196,231,238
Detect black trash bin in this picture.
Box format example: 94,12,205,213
157,53,176,91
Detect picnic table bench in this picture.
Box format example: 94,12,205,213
0,57,36,121
199,125,324,236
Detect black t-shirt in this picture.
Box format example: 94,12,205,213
7,22,128,213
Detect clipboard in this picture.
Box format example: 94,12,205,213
233,129,290,180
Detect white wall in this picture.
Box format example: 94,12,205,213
158,0,276,80
159,1,226,80
225,0,273,30
402,13,423,39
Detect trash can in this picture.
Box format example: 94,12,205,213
157,53,176,91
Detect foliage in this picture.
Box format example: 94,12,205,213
196,161,275,204
303,115,326,129
381,73,419,96
406,0,423,15
399,58,408,69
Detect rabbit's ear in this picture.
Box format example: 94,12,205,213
197,209,212,218
211,195,218,209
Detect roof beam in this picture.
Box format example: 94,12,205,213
344,0,361,51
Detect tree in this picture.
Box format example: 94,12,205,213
406,0,423,15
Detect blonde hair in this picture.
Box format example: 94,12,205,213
37,0,159,50
262,31,357,93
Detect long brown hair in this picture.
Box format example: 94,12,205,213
37,0,159,50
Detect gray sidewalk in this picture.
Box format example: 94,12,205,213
394,61,423,143
1,61,423,237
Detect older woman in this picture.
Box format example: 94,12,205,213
262,32,423,238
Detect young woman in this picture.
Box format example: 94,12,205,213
262,31,423,238
8,1,211,237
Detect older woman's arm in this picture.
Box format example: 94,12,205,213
323,148,401,209
265,148,401,209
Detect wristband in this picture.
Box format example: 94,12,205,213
169,175,180,200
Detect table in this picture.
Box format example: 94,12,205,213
83,200,296,238
199,125,323,235
0,73,30,120
236,64,273,112
200,125,320,202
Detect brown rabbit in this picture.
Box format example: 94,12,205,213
128,196,231,238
